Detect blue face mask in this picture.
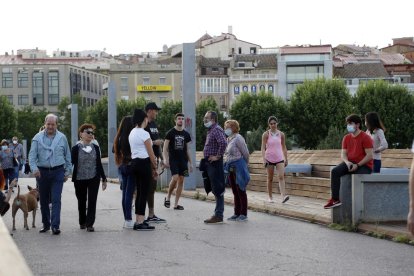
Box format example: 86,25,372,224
347,124,356,133
1,145,7,150
204,121,212,128
224,128,233,136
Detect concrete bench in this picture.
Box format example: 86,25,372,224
332,174,409,225
284,164,312,176
377,168,410,174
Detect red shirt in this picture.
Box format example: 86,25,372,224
342,131,373,169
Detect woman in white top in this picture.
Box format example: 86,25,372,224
365,112,388,173
129,109,157,231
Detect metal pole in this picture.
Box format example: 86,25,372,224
107,81,117,178
70,104,78,147
182,43,196,190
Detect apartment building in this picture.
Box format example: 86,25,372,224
109,57,182,105
0,49,110,112
277,45,333,100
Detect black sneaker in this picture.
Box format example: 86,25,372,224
133,222,155,231
146,215,166,223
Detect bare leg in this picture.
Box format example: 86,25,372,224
167,175,179,201
275,163,287,198
266,165,274,200
174,176,184,207
32,209,36,228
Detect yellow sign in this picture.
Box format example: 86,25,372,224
137,85,172,92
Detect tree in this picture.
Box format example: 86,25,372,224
353,80,414,148
0,96,17,140
289,78,352,149
195,98,225,151
156,100,183,137
16,106,48,148
229,92,289,137
85,97,108,156
57,94,86,139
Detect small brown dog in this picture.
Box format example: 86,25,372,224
12,184,39,230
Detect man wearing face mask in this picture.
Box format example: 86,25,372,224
324,114,373,209
202,111,227,223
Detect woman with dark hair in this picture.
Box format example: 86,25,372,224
71,123,107,232
114,116,136,229
261,116,289,203
365,112,388,173
129,109,157,231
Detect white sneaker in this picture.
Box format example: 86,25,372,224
268,198,274,203
123,220,134,229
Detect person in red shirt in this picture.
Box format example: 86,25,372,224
324,114,373,209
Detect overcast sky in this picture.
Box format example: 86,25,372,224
1,0,412,56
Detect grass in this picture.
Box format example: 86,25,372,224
328,223,358,232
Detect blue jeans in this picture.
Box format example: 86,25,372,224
13,166,20,181
38,167,65,229
2,168,14,190
206,158,225,218
119,164,135,220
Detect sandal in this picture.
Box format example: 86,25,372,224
174,205,184,210
164,197,170,208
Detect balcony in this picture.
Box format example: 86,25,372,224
229,74,277,82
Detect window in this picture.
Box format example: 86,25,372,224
48,71,59,105
18,95,29,105
143,77,150,85
250,47,257,54
199,78,228,93
287,65,324,81
2,68,13,88
121,77,128,91
32,72,44,105
6,95,13,104
212,68,219,74
238,47,242,54
159,77,166,85
18,71,28,88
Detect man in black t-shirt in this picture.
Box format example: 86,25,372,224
144,102,166,223
163,113,193,210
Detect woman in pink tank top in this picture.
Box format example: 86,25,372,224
260,116,289,203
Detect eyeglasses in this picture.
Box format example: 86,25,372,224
84,131,94,135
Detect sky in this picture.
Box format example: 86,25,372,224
1,0,413,56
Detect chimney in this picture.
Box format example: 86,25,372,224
228,25,233,34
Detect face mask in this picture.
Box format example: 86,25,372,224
224,128,233,136
12,140,17,145
1,145,7,150
204,121,212,128
347,124,355,133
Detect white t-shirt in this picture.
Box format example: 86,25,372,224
129,127,151,159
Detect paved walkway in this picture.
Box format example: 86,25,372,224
3,178,414,276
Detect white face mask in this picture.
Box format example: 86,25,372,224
347,124,356,133
82,145,92,153
204,121,212,128
1,145,8,150
12,140,17,145
224,128,233,136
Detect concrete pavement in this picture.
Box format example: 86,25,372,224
2,177,414,276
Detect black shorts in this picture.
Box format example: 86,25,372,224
170,160,189,176
265,160,284,168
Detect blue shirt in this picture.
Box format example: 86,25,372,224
28,130,72,176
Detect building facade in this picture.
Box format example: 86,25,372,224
0,49,110,112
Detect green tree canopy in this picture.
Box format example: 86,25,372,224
16,106,48,148
229,92,289,137
289,78,352,149
353,80,414,148
156,100,183,137
0,96,17,140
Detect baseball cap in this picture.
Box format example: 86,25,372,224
145,102,161,111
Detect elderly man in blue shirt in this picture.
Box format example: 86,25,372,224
29,114,72,235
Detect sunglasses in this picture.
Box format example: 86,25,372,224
84,130,94,135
